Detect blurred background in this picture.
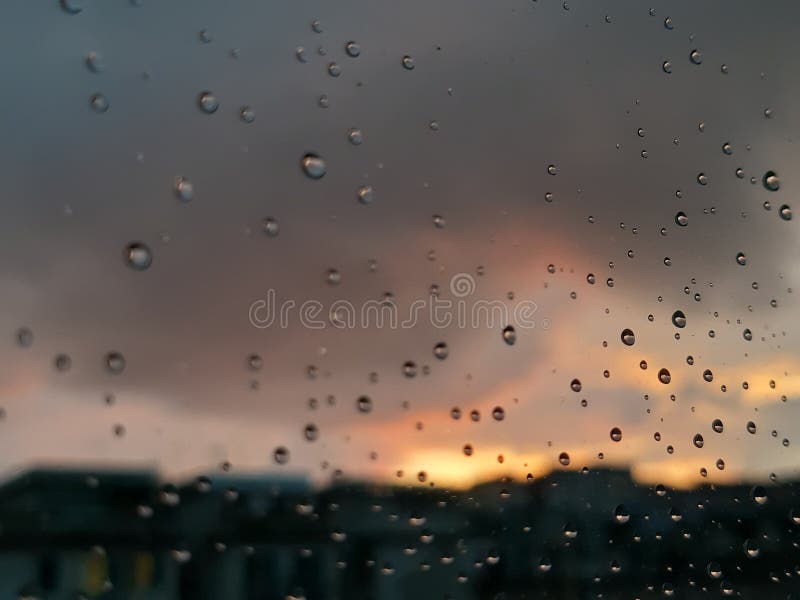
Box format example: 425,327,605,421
0,0,798,597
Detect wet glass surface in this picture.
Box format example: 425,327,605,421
0,0,799,598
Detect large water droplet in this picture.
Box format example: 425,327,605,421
675,211,688,226
779,204,792,220
736,252,747,266
763,171,780,191
197,91,219,114
620,328,635,346
433,342,449,360
124,242,152,271
345,41,361,57
610,427,622,442
658,368,671,384
671,310,686,328
301,154,327,179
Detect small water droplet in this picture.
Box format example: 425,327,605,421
433,342,449,360
357,185,374,204
502,326,516,345
610,427,622,442
262,217,279,237
357,395,373,413
401,55,415,70
89,93,109,113
174,176,194,202
345,41,361,57
658,368,671,384
689,49,703,64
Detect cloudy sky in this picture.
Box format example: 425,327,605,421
0,0,798,491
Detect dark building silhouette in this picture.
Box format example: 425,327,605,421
0,467,798,599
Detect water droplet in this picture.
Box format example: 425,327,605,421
273,446,289,465
401,55,415,70
197,91,219,114
751,485,768,505
712,419,724,433
664,16,674,29
779,204,792,220
240,106,255,123
558,452,570,466
356,395,373,413
722,142,732,155
463,444,473,456
311,19,323,33
610,427,622,442
547,164,558,176
692,433,704,448
492,406,505,421
55,354,72,372
742,328,752,341
736,252,747,266
301,154,327,179
689,49,703,64
658,368,671,384
327,62,341,77
325,269,341,285
347,128,363,145
502,326,516,345
613,504,630,523
671,310,686,328
662,60,673,74
563,522,578,538
124,242,152,271
702,369,713,383
403,361,417,378
620,329,635,346
743,539,759,558
675,211,688,226
357,185,374,204
86,51,105,73
570,379,582,393
174,176,194,202
105,352,126,374
262,217,279,237
304,423,319,441
16,327,33,348
345,41,361,57
89,93,109,113
433,342,449,360
763,171,780,191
